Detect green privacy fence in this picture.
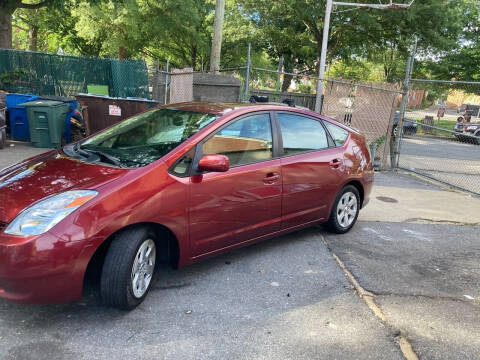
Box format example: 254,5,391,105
0,48,149,99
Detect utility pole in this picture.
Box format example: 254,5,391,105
314,0,414,113
276,56,284,94
210,0,226,74
244,43,251,101
314,0,333,113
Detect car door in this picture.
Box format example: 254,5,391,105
275,112,346,230
189,112,282,257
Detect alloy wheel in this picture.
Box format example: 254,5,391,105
336,192,358,228
131,239,156,298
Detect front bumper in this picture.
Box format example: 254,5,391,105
0,231,86,304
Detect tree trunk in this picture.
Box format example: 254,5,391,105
29,25,38,51
191,45,197,70
281,55,294,92
0,8,13,49
118,46,127,60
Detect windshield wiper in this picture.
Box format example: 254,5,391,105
78,145,148,168
79,147,125,167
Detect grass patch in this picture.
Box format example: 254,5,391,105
412,117,456,138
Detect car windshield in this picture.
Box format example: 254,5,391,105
79,108,217,168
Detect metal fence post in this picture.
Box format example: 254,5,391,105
244,43,251,102
394,55,412,168
152,60,160,101
165,58,170,105
276,56,284,95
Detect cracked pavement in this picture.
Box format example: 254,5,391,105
1,144,480,359
325,172,480,360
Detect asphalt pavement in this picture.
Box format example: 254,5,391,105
1,143,480,359
399,135,480,194
0,142,50,170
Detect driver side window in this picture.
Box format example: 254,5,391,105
203,113,273,167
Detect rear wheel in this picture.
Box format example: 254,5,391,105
327,185,360,234
101,227,157,310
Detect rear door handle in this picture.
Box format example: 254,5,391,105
263,172,280,184
329,158,343,169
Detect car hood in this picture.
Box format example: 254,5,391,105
0,150,128,223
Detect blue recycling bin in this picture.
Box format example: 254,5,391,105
6,93,38,108
6,93,39,141
8,106,31,141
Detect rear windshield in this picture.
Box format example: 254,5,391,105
77,108,217,167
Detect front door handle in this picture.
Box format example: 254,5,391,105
329,158,343,169
263,172,280,184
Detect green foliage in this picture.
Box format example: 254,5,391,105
328,59,384,82
297,83,312,94
0,68,29,90
4,0,479,87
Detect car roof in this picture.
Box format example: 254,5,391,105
161,101,303,116
159,101,358,135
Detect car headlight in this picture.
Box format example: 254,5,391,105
4,190,98,236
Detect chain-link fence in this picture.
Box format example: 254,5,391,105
321,79,401,169
241,64,402,169
248,66,317,109
148,58,402,169
0,48,149,99
397,79,480,195
0,47,402,171
149,66,246,105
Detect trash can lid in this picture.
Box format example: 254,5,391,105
19,100,66,107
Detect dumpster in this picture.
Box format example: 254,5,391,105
22,100,69,148
6,93,39,141
76,94,158,134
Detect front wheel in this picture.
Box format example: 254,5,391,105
101,227,157,310
326,185,360,234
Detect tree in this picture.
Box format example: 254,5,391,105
0,0,55,49
240,0,468,84
413,1,480,82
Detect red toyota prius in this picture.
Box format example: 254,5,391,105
0,102,373,310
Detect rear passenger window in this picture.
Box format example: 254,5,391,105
323,121,349,146
277,113,328,155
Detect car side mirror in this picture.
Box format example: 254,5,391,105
197,154,229,172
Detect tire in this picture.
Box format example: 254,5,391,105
326,185,360,234
101,227,158,310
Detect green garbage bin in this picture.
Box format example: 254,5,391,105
21,100,69,148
